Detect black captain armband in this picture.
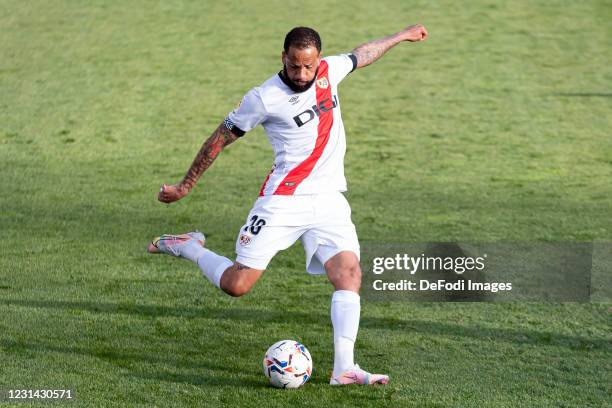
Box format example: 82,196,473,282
348,54,358,73
223,117,245,137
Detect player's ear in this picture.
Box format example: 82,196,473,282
281,51,286,65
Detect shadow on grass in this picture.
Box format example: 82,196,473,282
2,298,608,351
0,337,265,388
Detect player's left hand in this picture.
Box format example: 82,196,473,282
401,24,428,42
158,183,189,203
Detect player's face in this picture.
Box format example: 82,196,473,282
282,46,320,92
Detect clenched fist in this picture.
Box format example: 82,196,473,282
401,24,428,42
158,183,189,203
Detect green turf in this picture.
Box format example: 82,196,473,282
1,1,611,407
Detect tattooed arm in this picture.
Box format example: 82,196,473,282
158,123,239,203
351,24,428,69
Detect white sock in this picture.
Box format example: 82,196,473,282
331,290,360,378
196,248,233,288
177,239,206,263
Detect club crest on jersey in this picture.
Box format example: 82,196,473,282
239,233,252,247
316,77,329,89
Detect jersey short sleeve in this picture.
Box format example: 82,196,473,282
323,53,358,84
225,87,267,136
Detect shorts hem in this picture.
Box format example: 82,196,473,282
306,246,360,275
235,255,270,271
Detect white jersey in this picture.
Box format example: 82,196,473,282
224,54,357,196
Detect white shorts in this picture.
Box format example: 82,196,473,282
235,192,360,274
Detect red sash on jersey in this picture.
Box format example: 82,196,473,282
262,60,333,196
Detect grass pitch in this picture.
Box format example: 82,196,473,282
1,1,611,407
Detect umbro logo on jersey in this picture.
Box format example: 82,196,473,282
316,77,329,89
293,95,339,127
288,96,300,105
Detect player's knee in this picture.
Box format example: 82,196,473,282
221,279,251,297
224,286,250,297
220,269,257,297
345,263,362,286
329,262,361,291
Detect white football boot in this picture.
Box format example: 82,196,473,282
147,231,205,257
330,364,389,385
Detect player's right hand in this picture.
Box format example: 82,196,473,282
402,24,428,42
158,183,189,203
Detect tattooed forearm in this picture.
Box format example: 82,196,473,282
351,25,427,69
351,32,404,69
180,123,238,191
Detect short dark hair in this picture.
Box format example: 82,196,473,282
284,27,322,53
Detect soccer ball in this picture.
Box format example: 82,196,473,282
263,340,313,388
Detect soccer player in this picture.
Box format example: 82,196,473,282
148,24,428,385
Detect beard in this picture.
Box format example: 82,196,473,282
281,65,318,93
